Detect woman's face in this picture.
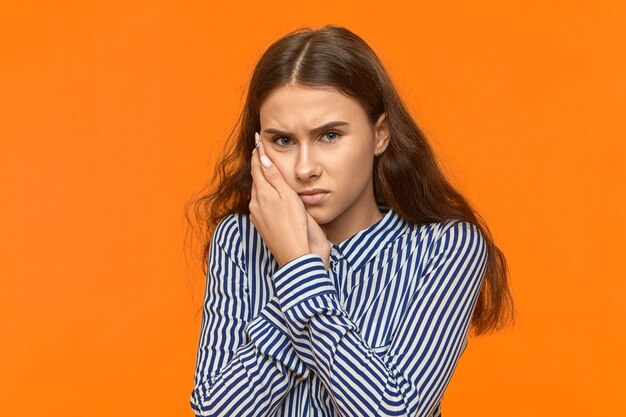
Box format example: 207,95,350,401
258,84,389,236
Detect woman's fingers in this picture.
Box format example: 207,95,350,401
251,178,257,201
250,132,278,196
256,132,291,197
250,141,262,220
250,136,269,194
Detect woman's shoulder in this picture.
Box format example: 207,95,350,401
212,211,257,237
211,213,248,263
426,219,487,258
407,218,486,254
430,219,483,238
212,212,265,269
405,218,465,235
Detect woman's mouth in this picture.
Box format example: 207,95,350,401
299,192,329,205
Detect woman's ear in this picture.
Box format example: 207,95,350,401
374,112,390,154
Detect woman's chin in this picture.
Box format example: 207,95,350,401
305,207,333,226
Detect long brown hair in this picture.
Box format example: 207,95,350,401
185,24,515,336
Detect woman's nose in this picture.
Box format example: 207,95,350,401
294,148,322,180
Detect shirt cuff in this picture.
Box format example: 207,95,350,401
246,296,290,336
273,254,337,311
245,300,309,379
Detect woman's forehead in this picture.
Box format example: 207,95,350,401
260,85,365,127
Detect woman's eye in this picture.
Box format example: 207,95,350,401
270,131,342,147
324,130,342,142
271,137,293,147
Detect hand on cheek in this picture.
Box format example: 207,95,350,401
249,132,310,268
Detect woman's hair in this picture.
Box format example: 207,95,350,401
185,24,515,336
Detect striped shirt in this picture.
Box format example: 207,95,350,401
190,205,488,416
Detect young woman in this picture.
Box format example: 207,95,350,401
187,24,515,417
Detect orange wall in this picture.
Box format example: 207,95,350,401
1,1,624,416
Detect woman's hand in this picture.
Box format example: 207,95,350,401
305,210,331,271
249,132,310,269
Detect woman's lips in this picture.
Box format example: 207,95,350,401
299,192,329,205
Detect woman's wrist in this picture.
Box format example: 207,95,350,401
278,246,311,269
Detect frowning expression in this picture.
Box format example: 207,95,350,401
259,84,388,225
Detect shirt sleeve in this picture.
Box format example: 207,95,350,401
190,217,310,417
271,220,488,417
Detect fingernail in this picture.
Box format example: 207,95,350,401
252,148,257,155
260,154,272,168
255,132,260,148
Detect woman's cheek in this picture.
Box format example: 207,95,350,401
272,159,291,182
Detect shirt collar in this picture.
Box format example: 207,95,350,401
330,204,411,271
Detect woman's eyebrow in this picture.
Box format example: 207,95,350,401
262,120,350,136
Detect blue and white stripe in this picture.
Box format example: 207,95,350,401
190,205,488,416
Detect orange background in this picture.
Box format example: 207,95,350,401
1,1,625,416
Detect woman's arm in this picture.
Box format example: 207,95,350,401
190,216,310,417
268,220,488,417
